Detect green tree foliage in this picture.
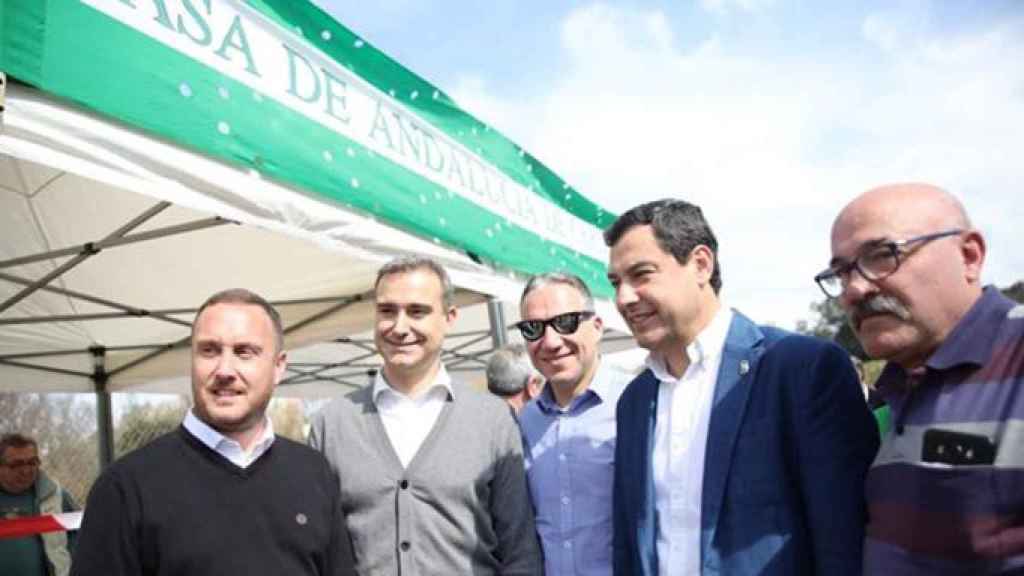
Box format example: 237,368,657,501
0,393,98,504
794,298,865,358
114,397,189,458
267,398,308,441
1002,281,1024,303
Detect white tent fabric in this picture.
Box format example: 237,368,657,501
0,81,630,396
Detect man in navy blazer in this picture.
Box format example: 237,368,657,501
604,200,879,576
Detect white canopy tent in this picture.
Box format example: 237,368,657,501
0,1,633,465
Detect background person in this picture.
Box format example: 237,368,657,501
72,289,355,576
486,343,543,416
821,182,1024,574
0,433,77,576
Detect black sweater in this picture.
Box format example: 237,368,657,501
71,426,355,576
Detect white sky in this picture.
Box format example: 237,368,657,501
317,0,1024,328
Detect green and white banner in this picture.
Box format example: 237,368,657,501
0,0,615,295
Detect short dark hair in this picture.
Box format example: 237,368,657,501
519,272,595,311
193,288,284,352
603,199,722,293
376,256,455,309
486,344,538,397
0,433,37,463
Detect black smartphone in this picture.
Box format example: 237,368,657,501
921,428,997,465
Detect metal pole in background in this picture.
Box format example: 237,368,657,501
487,297,507,350
91,346,114,468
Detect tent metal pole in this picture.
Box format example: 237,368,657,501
106,339,186,379
487,297,507,350
0,343,169,361
282,293,366,338
0,215,226,270
0,202,172,314
0,271,193,328
0,358,91,378
0,293,372,326
90,346,115,469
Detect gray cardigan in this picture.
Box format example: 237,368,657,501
309,379,543,575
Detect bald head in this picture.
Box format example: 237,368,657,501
828,183,986,368
833,183,971,244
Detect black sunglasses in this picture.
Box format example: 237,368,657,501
513,311,596,342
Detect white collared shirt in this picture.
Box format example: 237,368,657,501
373,365,453,468
182,409,275,469
650,306,733,576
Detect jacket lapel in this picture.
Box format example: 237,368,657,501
700,312,765,561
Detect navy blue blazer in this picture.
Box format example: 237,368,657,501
612,312,879,575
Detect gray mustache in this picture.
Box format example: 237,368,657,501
852,295,911,326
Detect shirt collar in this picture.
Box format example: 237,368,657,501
927,286,1009,370
646,306,733,382
373,364,454,402
183,409,275,455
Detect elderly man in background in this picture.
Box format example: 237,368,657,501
0,433,77,576
486,343,544,416
819,183,1024,574
516,272,633,576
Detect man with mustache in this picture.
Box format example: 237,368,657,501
309,256,542,575
606,199,879,576
820,183,1024,574
72,289,356,576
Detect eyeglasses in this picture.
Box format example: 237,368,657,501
814,229,963,299
513,311,596,342
1,457,41,470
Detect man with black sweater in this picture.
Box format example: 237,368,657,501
71,289,356,576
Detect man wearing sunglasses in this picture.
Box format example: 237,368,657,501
515,273,634,576
824,183,1024,575
0,433,78,576
606,199,879,576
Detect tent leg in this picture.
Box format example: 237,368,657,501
487,298,507,350
91,346,114,468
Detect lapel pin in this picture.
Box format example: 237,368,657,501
739,360,749,375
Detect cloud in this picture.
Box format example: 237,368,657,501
700,0,775,16
449,2,1024,328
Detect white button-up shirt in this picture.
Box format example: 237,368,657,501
650,306,733,576
182,409,275,468
373,365,453,468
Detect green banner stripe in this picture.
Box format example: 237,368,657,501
0,0,613,296
244,0,617,230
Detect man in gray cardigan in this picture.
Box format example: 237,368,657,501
309,256,542,575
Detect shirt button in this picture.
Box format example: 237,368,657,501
400,541,411,552
561,496,570,505
399,480,409,490
563,541,572,549
558,453,567,461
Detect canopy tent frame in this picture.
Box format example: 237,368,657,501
0,193,503,466
0,3,642,481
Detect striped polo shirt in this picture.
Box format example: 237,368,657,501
864,286,1024,575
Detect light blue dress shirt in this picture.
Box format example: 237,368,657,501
519,361,633,576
